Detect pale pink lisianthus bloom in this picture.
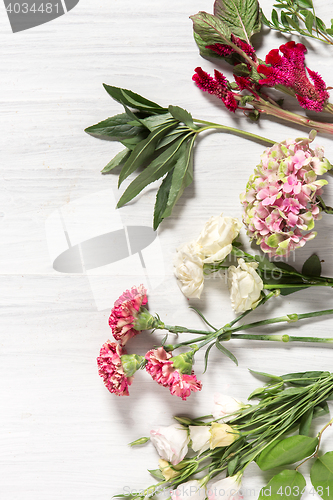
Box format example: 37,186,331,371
150,423,190,465
97,341,133,396
109,285,148,345
207,474,243,500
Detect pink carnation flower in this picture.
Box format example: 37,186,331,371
257,41,329,112
241,132,332,256
109,285,148,346
145,347,202,400
97,341,133,396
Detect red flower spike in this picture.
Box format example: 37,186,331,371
258,41,329,112
193,67,239,112
206,36,256,62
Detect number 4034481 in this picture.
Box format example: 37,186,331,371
276,485,329,496
6,3,60,14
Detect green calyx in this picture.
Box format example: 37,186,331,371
121,354,146,377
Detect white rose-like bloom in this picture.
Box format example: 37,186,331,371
189,425,211,454
227,258,263,313
212,393,244,421
171,480,206,500
150,423,189,465
197,214,242,264
174,241,204,299
207,474,243,500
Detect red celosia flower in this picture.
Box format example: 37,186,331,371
109,285,148,345
257,41,329,112
97,341,132,396
207,35,256,62
193,67,238,112
145,347,202,400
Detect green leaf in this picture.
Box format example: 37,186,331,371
280,10,290,28
281,371,327,386
203,343,215,374
227,455,239,476
285,14,300,31
192,30,225,59
140,112,174,131
190,11,232,47
258,470,306,500
298,0,313,7
85,113,146,140
214,0,261,42
103,84,167,114
148,468,165,480
117,136,187,208
256,435,318,470
118,120,178,186
271,8,280,28
313,401,330,419
215,341,238,365
249,369,283,382
315,16,327,33
304,10,314,33
101,148,131,174
153,170,174,231
302,254,321,277
299,408,313,436
160,136,195,220
310,452,333,500
168,106,195,128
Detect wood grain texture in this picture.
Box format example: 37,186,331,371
1,1,333,499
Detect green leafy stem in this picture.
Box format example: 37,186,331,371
119,370,333,500
261,0,333,46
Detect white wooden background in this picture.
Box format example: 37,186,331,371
2,1,333,499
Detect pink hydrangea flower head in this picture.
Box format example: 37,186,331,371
145,347,202,400
97,341,133,396
241,132,332,256
109,285,148,345
257,41,329,112
192,67,238,112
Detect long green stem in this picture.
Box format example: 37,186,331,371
231,333,333,343
192,119,276,145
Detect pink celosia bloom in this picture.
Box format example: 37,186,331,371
97,341,133,396
206,35,256,61
145,347,202,400
257,41,329,112
192,67,238,112
241,133,331,256
109,285,148,345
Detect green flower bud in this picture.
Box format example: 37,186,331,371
121,354,146,377
133,309,165,331
128,436,150,447
170,348,198,375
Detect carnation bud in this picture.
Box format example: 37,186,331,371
120,354,146,377
133,309,164,331
171,348,198,375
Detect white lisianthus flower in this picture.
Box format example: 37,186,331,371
212,393,244,421
209,423,238,449
189,425,211,454
150,423,189,465
174,241,205,299
227,258,263,313
171,480,206,500
197,214,242,264
207,474,243,500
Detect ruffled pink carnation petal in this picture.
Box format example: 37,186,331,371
145,347,175,387
168,371,203,401
97,341,132,396
109,285,148,345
